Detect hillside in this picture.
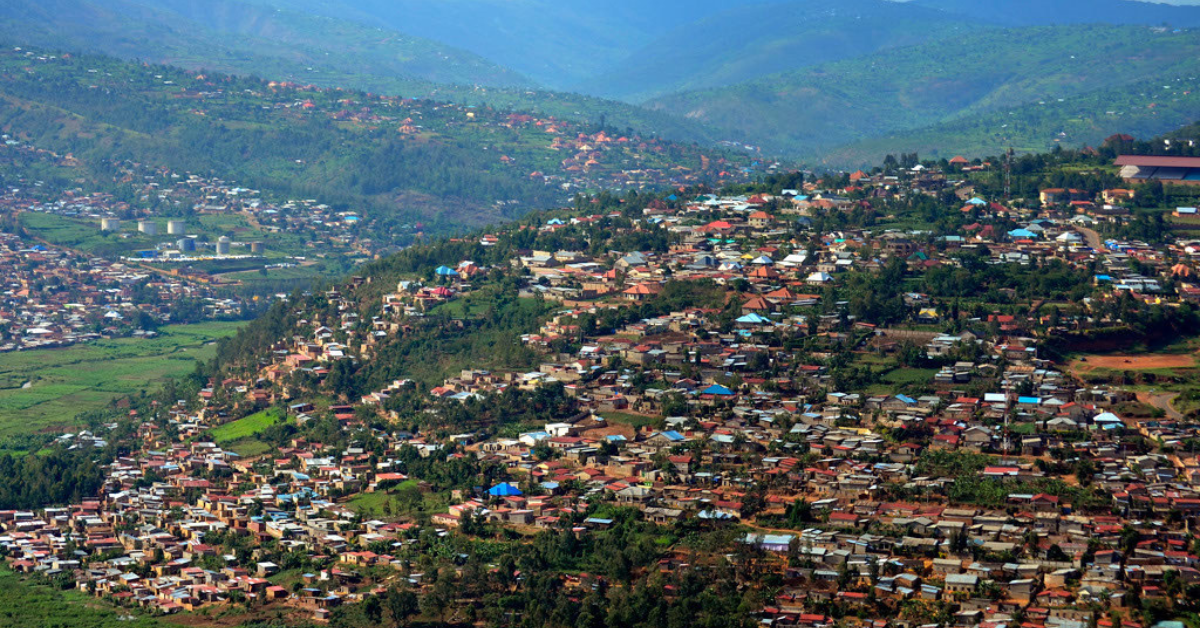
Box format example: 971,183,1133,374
913,0,1200,26
0,0,734,148
250,0,769,88
576,0,984,103
0,48,754,235
0,0,532,89
646,25,1200,159
821,75,1200,167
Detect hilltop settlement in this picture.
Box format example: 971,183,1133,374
5,141,1200,628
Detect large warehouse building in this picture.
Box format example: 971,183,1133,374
1115,155,1200,186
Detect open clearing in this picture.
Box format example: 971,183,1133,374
1070,353,1197,373
209,408,289,456
0,321,243,445
0,566,167,628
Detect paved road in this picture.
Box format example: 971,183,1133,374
1076,225,1104,250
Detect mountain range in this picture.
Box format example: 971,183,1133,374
3,0,1200,167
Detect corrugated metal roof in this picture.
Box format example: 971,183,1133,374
1114,155,1200,168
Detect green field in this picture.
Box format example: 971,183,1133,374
347,479,449,519
0,322,243,445
881,368,939,385
0,567,167,628
210,408,287,444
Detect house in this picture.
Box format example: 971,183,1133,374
944,573,979,595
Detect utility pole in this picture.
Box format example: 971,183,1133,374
1004,147,1014,202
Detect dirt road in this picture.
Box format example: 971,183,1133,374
1137,392,1185,421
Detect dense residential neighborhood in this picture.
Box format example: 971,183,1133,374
0,230,241,351
8,5,1200,628
6,151,1200,628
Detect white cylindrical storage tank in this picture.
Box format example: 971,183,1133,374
167,220,186,235
138,221,158,236
249,241,265,255
101,218,120,231
216,236,232,255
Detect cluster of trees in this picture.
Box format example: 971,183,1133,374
0,449,106,509
923,256,1093,301
329,509,757,628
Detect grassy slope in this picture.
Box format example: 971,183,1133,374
209,407,286,443
915,0,1200,27
0,567,167,628
0,321,241,442
646,25,1200,158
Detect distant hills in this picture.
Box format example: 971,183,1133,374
249,0,769,89
0,0,727,146
821,75,1200,167
912,0,1200,27
3,0,1200,170
573,0,983,103
0,0,532,89
645,25,1200,159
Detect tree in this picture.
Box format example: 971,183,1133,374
419,575,453,621
384,587,419,627
363,594,383,623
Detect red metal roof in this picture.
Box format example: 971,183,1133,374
1114,155,1200,168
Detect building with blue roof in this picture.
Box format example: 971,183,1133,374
488,482,523,497
735,313,771,325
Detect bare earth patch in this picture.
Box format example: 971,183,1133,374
1070,354,1197,373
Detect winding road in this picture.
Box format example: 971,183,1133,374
1138,392,1185,421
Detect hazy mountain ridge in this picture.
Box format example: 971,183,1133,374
645,25,1200,158
575,0,986,103
245,0,773,88
912,0,1200,26
0,0,534,89
820,74,1200,167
